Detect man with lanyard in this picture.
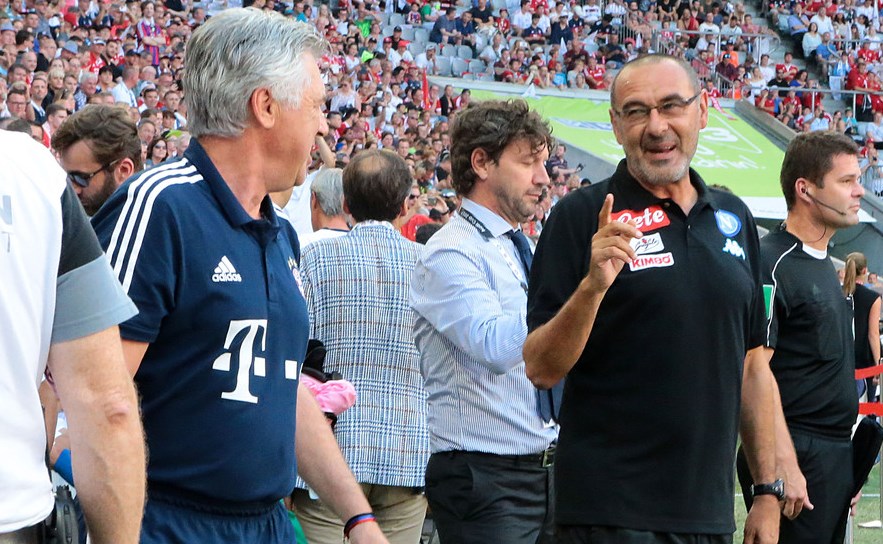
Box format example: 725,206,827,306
736,131,865,544
523,54,780,544
410,98,561,544
91,9,389,544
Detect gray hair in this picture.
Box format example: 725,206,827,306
183,7,328,138
79,72,98,84
310,168,345,217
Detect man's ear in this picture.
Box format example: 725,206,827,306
249,87,277,130
471,147,491,183
114,157,136,187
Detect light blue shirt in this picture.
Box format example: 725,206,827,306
410,198,557,455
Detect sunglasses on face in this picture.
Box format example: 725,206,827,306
67,158,121,187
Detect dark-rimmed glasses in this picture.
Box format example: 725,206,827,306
612,91,703,124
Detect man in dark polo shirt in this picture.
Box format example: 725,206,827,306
736,132,864,544
91,9,389,544
524,54,781,543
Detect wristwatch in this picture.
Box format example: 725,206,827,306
751,479,785,501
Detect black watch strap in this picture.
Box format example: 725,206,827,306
751,479,785,501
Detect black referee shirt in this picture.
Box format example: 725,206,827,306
761,225,858,440
528,160,766,534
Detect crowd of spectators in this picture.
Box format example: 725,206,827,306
5,0,883,217
0,0,611,241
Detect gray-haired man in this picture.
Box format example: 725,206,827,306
299,167,350,248
90,8,389,544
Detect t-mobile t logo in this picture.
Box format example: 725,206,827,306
212,319,301,403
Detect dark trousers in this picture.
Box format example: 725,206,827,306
425,451,555,544
140,495,295,544
555,526,732,544
736,432,853,544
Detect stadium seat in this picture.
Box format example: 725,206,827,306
380,12,391,26
414,28,429,43
389,13,405,27
457,45,474,59
437,56,453,77
442,44,457,57
409,42,425,55
469,59,486,73
452,57,470,77
491,0,508,13
382,27,394,37
477,71,495,81
401,27,416,40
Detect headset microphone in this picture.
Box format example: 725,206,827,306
804,189,848,216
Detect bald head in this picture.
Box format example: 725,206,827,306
610,55,700,110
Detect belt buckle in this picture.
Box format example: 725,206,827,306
541,446,555,468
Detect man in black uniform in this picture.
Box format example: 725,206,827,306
523,54,781,544
736,131,864,544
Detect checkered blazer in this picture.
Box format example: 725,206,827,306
297,221,429,487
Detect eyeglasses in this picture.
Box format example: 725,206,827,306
67,158,121,188
612,91,702,124
408,194,419,200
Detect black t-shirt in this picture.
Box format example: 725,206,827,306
853,283,880,369
528,160,765,533
60,182,104,276
165,0,185,12
761,226,858,440
469,6,494,23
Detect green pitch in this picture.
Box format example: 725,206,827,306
468,91,785,197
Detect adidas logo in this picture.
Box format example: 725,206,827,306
212,256,242,283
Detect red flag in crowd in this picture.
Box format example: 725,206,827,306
422,69,432,111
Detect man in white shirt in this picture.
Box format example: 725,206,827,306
0,130,145,544
866,111,883,142
810,7,834,37
415,44,439,74
298,168,351,248
582,0,602,24
699,13,721,35
512,0,534,35
110,66,138,108
479,33,506,65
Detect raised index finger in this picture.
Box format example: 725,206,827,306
598,193,614,228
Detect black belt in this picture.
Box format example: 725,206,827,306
443,446,556,468
0,524,40,544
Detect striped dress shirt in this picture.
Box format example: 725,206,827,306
298,221,429,488
410,199,558,456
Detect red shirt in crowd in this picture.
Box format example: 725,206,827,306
858,48,880,65
497,17,511,34
84,51,105,73
776,62,798,81
586,65,606,88
530,0,549,13
847,68,870,91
